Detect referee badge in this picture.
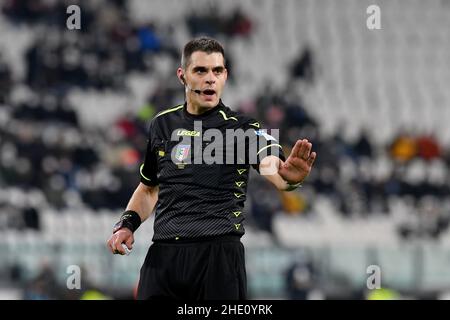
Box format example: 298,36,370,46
175,144,190,168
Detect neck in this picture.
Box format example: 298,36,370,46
186,100,216,115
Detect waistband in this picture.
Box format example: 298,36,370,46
153,234,241,245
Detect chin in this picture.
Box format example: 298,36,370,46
201,99,219,108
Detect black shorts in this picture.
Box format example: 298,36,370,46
136,235,247,300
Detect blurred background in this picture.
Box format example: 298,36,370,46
0,0,450,300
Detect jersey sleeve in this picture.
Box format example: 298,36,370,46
140,119,159,186
244,119,286,173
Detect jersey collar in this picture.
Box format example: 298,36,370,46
183,99,225,120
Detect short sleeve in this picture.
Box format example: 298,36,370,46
244,119,286,172
140,120,159,186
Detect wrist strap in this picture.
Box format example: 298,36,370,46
286,181,302,191
113,210,141,233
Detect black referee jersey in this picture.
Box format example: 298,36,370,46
140,100,285,241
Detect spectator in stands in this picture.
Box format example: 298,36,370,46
285,251,317,300
284,100,317,132
280,190,310,216
225,8,253,38
137,23,162,53
186,5,253,39
353,130,373,159
22,206,40,231
291,46,315,84
416,133,441,161
389,131,418,163
23,262,62,300
0,52,12,103
247,175,284,233
186,6,224,38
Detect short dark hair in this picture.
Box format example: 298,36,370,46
181,37,225,69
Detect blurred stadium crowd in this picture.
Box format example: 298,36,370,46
1,0,450,299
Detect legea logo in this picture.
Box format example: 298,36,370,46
177,129,201,137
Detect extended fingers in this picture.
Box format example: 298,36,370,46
290,140,302,159
297,139,312,160
307,151,317,167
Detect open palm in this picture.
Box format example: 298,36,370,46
278,139,317,184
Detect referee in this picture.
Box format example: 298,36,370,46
107,37,317,300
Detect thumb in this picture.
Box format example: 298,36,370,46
278,158,285,170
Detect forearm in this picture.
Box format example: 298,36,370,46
125,182,159,223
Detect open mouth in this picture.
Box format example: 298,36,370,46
202,89,216,96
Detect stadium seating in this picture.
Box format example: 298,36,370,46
1,0,450,299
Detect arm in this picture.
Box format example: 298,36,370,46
260,139,316,191
125,182,159,223
107,183,159,255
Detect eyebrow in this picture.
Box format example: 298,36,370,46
192,66,225,72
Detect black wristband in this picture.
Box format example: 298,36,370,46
113,210,141,234
286,181,302,191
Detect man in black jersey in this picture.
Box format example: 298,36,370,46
107,37,317,300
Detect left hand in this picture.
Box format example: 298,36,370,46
278,139,317,184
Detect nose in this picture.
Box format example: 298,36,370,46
205,70,216,85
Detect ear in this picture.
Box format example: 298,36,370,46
224,68,228,82
177,67,185,85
